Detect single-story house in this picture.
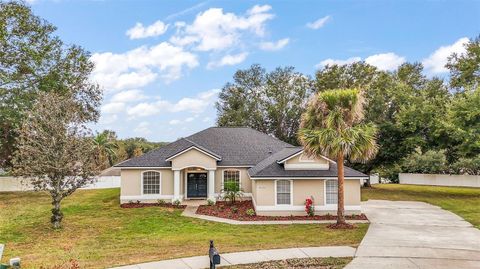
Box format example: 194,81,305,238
115,127,367,216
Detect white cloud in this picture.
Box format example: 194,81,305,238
110,89,146,103
128,102,163,117
134,121,152,136
316,57,361,68
316,53,405,71
202,117,212,123
207,52,248,69
99,114,118,125
170,5,274,51
422,37,469,74
306,15,331,30
365,53,406,71
126,20,169,39
259,38,289,51
169,119,182,125
126,89,220,118
101,102,125,114
91,42,199,91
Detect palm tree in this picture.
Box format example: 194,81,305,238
298,89,378,226
93,131,118,168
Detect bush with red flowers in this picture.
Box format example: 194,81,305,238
305,196,315,217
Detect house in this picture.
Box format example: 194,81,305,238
115,127,367,216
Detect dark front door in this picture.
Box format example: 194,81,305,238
187,173,207,198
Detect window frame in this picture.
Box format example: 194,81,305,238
325,179,338,205
141,170,162,195
222,169,241,190
275,179,293,206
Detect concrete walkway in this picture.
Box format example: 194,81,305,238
346,200,480,269
182,205,369,225
110,246,356,269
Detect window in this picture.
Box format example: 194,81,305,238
276,180,291,205
223,170,240,188
143,171,161,194
326,180,338,204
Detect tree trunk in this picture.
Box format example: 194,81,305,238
51,196,64,229
337,153,346,225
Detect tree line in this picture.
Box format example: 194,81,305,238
216,37,480,181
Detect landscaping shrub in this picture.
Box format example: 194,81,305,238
402,149,447,174
246,208,255,216
207,199,216,206
305,197,315,217
449,155,480,175
172,199,181,207
222,181,243,204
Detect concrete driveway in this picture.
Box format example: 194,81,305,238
346,200,480,269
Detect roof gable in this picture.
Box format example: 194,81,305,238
165,146,222,161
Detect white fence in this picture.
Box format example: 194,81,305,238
0,176,120,192
399,173,480,188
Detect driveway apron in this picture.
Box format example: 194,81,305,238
346,200,480,269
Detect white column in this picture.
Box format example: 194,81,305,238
208,169,216,200
173,170,181,202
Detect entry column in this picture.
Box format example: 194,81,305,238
208,169,216,201
173,169,181,202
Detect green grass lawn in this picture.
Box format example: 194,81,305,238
362,184,480,228
0,188,368,269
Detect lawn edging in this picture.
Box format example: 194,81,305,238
182,205,369,225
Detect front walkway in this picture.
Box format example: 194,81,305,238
110,246,356,269
346,200,480,269
181,205,369,225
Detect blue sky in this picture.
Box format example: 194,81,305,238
29,0,480,142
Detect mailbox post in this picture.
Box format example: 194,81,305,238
209,240,220,269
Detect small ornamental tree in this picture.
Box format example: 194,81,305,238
12,92,99,229
222,181,243,204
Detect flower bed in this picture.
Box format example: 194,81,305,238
121,202,186,209
196,200,367,221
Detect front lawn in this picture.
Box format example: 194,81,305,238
362,184,480,228
0,188,368,269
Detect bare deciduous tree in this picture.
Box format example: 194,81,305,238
12,92,99,229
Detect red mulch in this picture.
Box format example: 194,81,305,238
196,200,368,221
120,202,186,209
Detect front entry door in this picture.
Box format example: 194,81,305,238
187,173,207,198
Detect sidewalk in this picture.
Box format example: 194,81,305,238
182,205,369,225
110,246,356,269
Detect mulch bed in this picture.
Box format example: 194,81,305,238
120,202,186,209
196,200,368,221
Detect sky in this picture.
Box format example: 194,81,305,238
28,0,480,142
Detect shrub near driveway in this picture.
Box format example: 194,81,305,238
362,184,480,228
0,188,368,269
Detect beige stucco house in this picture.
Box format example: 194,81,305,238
115,127,367,216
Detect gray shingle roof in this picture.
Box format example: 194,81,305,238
116,127,290,167
115,127,367,178
247,147,367,178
